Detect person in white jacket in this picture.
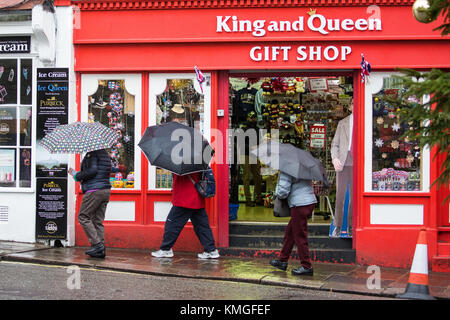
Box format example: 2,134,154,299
269,172,317,276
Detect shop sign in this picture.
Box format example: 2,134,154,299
36,179,67,240
217,13,382,62
0,37,30,54
310,124,326,149
216,14,382,37
36,68,69,241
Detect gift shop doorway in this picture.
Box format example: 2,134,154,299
228,73,354,224
224,72,356,263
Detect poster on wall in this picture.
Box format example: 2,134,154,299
0,148,15,187
36,178,67,240
36,68,69,178
36,68,69,240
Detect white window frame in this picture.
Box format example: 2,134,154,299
81,73,142,190
364,72,430,193
0,56,36,192
148,73,211,191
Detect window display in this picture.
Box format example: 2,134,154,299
154,78,204,189
88,80,135,189
371,76,423,191
0,59,33,189
229,75,352,222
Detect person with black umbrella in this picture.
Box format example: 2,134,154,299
139,122,219,259
151,170,219,259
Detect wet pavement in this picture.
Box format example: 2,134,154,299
0,241,449,299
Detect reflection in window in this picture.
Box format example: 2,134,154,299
88,80,135,189
155,78,204,188
372,76,422,191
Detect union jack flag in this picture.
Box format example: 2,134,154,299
194,66,205,93
361,54,371,83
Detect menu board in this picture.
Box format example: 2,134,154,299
36,68,69,240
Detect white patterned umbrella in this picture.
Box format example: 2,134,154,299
40,121,119,154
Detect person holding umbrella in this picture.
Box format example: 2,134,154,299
40,121,119,259
138,122,219,259
151,171,219,259
269,172,317,275
69,149,112,258
252,141,326,276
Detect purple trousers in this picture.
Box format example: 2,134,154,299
279,203,316,269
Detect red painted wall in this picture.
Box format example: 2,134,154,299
71,3,450,268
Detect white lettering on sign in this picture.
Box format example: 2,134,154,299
250,45,352,62
217,14,382,37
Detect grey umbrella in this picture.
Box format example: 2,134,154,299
252,140,329,188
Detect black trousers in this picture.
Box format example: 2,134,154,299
160,206,216,252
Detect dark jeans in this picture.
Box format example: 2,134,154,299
160,206,216,252
78,189,111,246
279,203,316,269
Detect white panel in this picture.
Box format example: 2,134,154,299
105,201,135,221
370,204,423,225
154,201,173,222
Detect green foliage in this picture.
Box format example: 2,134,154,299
390,69,450,199
428,0,450,35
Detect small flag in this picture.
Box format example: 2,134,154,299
361,54,371,83
194,66,205,93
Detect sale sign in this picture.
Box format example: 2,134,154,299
310,124,326,149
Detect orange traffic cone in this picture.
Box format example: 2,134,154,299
397,228,435,300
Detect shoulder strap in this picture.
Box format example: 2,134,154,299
187,175,196,185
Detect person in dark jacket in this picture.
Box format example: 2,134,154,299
69,149,112,258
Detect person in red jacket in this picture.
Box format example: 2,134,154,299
152,172,219,259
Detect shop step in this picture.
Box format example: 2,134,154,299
218,247,356,264
432,255,450,273
229,221,330,237
229,234,353,250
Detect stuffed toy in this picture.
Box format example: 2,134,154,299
293,78,305,93
125,172,135,188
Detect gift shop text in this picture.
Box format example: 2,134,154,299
249,45,352,62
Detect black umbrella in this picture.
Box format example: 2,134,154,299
252,140,329,188
138,122,214,175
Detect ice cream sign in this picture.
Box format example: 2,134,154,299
216,10,382,62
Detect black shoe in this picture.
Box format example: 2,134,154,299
246,201,255,207
86,242,105,258
270,259,288,271
291,266,314,276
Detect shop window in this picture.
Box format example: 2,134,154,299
0,59,33,189
366,73,430,192
82,74,142,190
148,74,210,190
229,76,352,222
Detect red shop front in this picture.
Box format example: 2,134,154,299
61,0,450,271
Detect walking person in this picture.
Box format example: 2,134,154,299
269,172,317,275
69,148,112,258
152,172,219,259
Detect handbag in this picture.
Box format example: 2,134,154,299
273,196,290,217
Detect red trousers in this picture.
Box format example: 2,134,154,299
279,203,316,269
